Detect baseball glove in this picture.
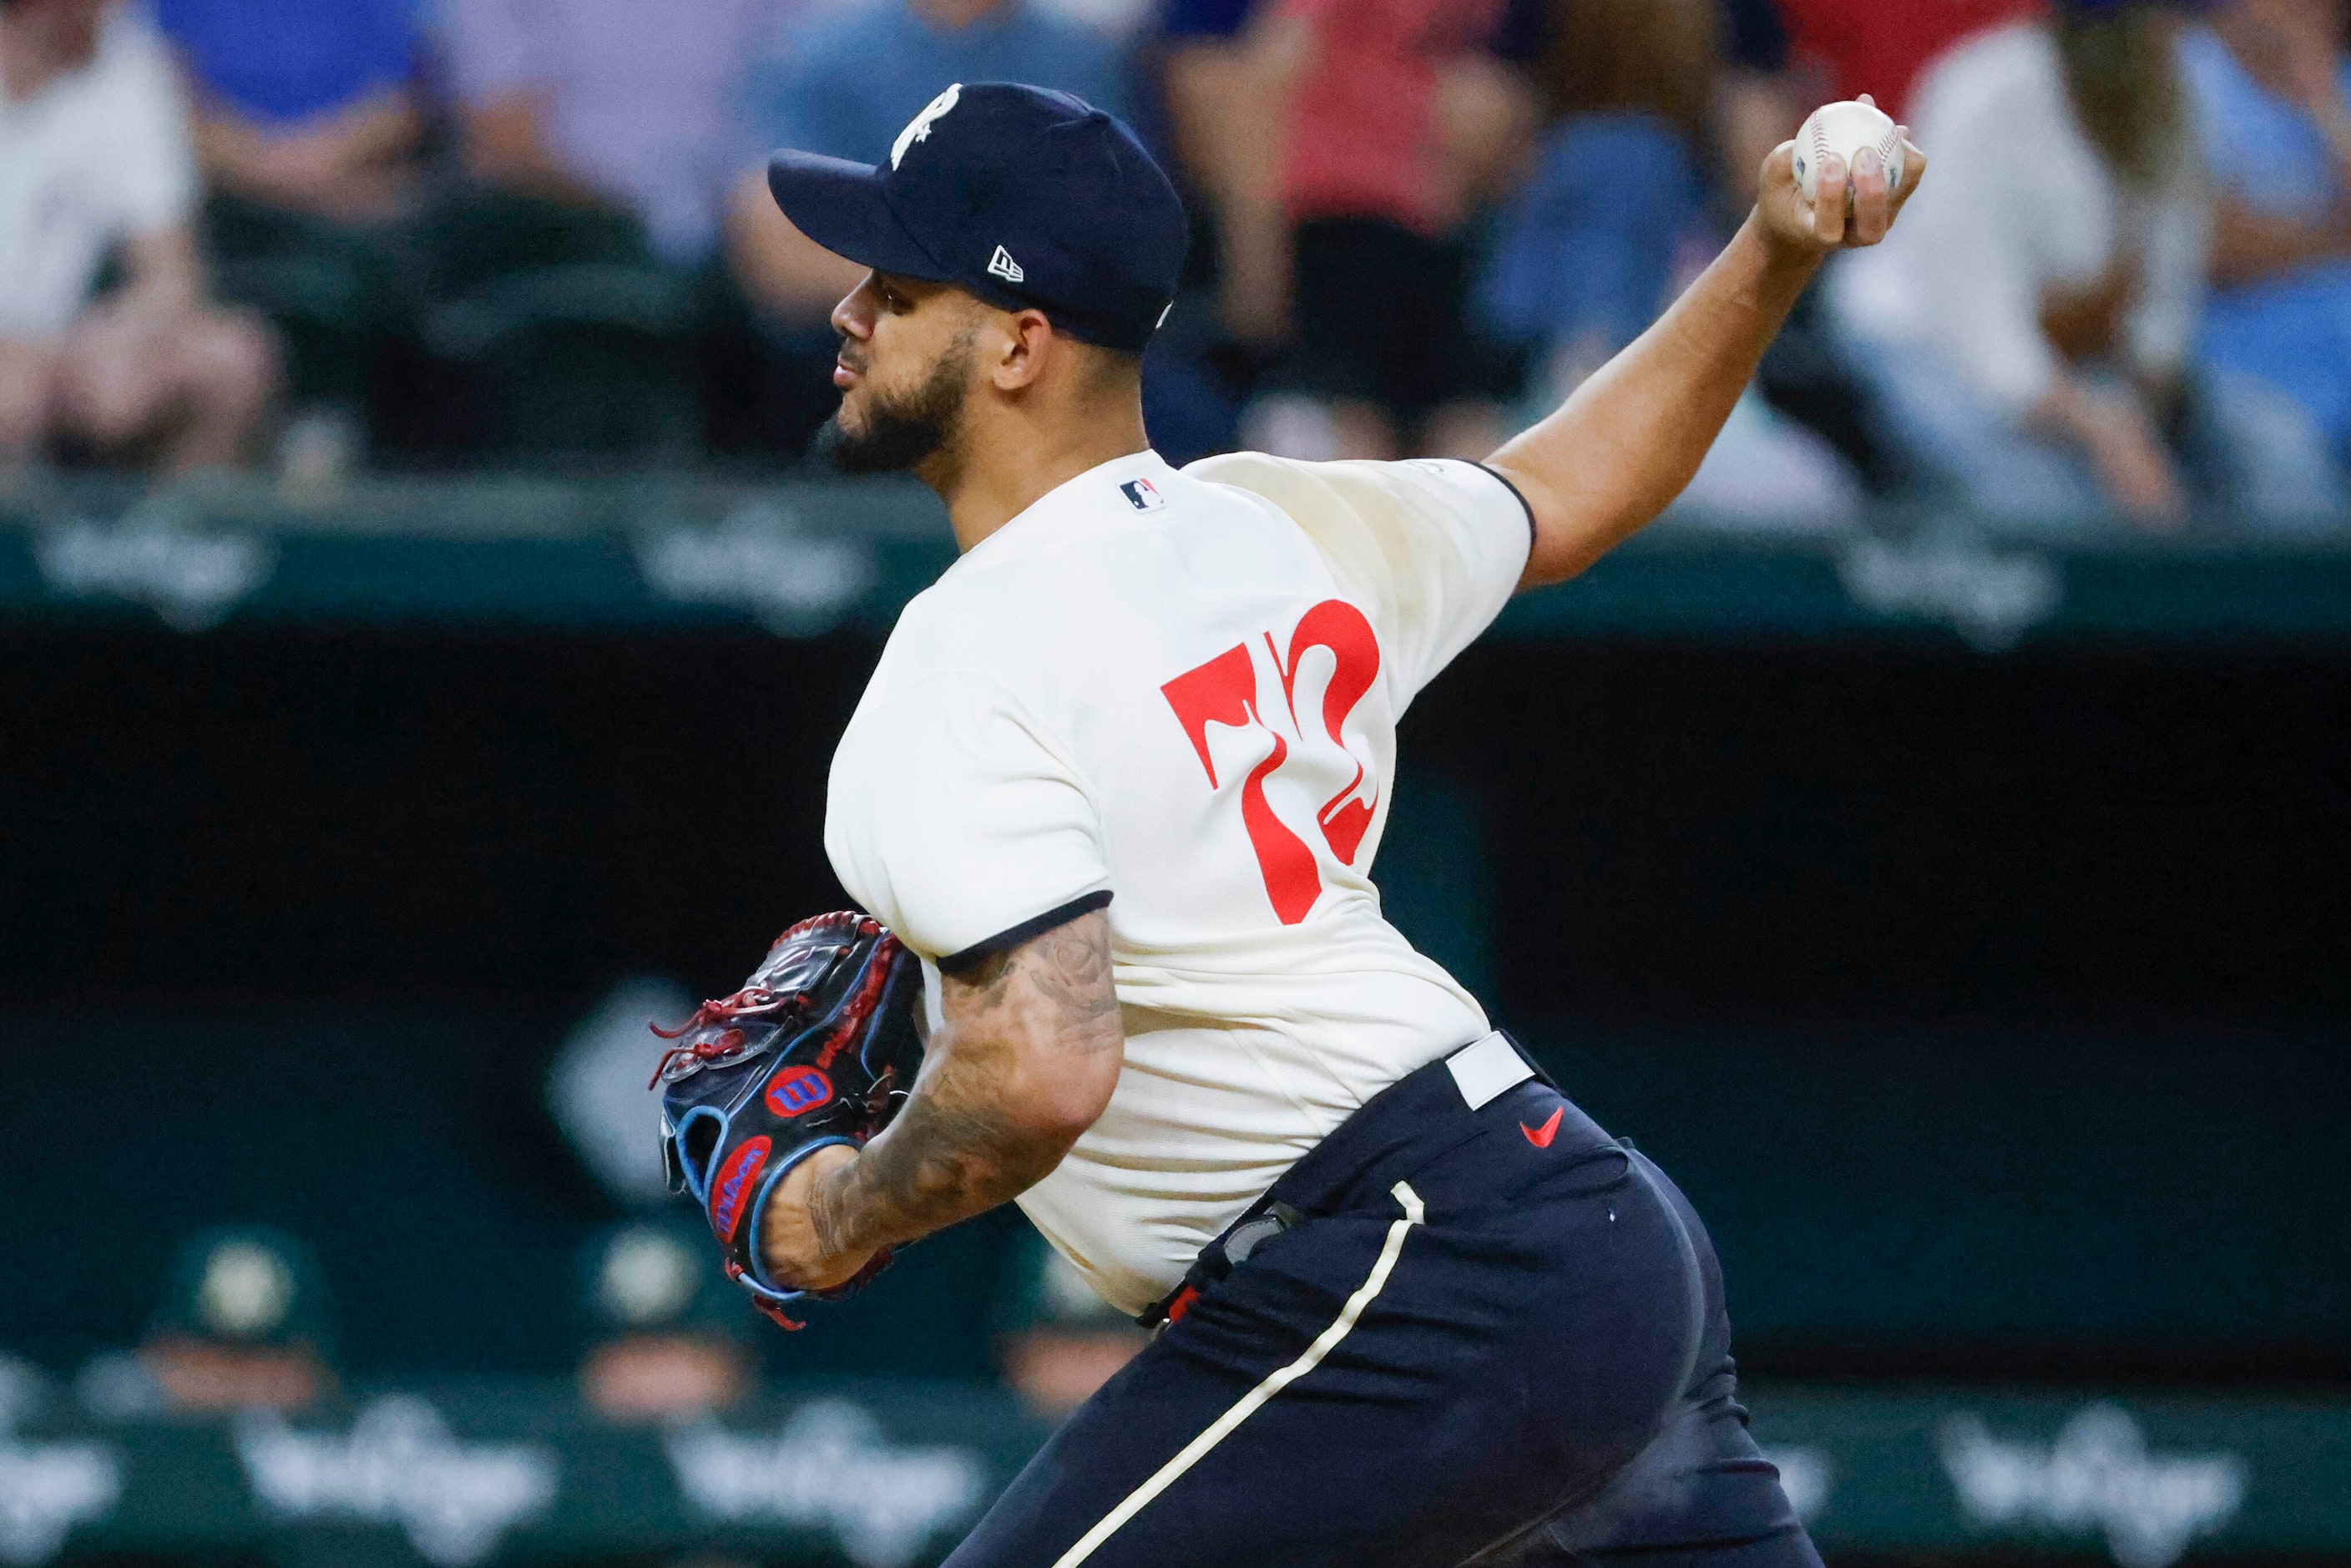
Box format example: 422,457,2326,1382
651,911,924,1328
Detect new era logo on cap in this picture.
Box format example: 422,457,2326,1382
987,245,1025,285
1120,478,1165,513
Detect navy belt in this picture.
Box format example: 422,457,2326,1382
1139,1032,1611,1328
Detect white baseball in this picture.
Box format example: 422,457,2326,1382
1792,99,1905,205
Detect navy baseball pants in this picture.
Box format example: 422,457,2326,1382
945,1036,1817,1568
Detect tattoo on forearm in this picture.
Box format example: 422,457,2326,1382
817,912,1120,1258
814,1089,1023,1258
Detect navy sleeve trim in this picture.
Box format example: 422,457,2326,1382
1471,463,1539,551
937,889,1114,976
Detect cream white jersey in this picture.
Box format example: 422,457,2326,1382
824,448,1533,1315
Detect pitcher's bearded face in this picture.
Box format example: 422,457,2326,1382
819,274,979,475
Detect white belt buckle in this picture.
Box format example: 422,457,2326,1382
1444,1031,1532,1111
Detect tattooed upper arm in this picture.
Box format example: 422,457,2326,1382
813,908,1122,1258
947,908,1119,1024
936,908,1122,1132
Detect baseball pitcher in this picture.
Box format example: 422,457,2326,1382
655,80,1921,1568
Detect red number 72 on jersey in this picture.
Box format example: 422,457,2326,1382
1160,599,1382,926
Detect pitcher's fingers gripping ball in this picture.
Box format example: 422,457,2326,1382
1793,97,1907,211
652,912,926,1328
1767,94,1925,252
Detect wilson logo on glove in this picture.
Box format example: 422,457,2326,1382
711,1137,772,1240
653,911,925,1329
765,1065,834,1117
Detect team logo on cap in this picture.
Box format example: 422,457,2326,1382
892,83,963,169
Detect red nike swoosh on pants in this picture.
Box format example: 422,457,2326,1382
1521,1107,1564,1148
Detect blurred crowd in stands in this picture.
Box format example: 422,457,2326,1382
4,0,2351,529
48,1221,1142,1424
10,987,1151,1428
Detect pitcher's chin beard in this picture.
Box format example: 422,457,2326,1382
816,336,975,476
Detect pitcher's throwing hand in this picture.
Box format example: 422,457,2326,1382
1762,102,1929,257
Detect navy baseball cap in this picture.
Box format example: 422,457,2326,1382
767,83,1188,353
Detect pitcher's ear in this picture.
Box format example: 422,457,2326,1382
990,308,1059,392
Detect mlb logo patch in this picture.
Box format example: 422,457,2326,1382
1120,478,1166,513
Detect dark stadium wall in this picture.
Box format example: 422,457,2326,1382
1415,640,2351,1025
7,630,2345,1019
2,628,2345,1381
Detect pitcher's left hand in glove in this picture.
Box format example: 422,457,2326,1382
651,911,924,1328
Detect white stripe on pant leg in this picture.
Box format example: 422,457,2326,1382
1049,1181,1428,1568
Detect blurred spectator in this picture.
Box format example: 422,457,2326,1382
78,1227,337,1416
723,0,1130,455
1678,0,1905,495
994,1231,1144,1421
1232,0,1540,460
394,0,790,462
1479,0,1861,520
1777,0,2043,119
1715,0,1802,196
1157,0,1302,350
1832,1,2343,526
1481,0,1720,396
2182,0,2351,492
1576,0,2038,195
439,0,791,265
160,0,422,221
156,0,425,475
1149,0,1306,462
0,0,277,475
577,1221,756,1421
